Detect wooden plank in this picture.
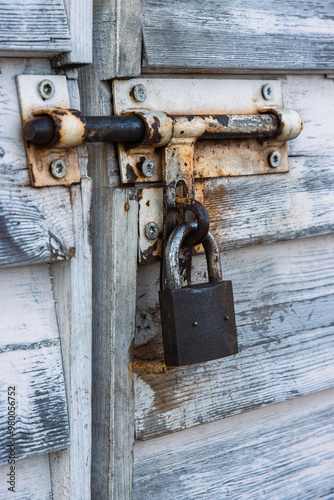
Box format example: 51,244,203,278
142,0,334,73
0,265,69,464
0,0,71,57
86,188,138,499
55,0,93,66
134,234,334,440
0,454,52,499
80,0,142,80
49,71,92,500
79,11,140,493
134,389,334,499
0,186,75,267
0,59,75,267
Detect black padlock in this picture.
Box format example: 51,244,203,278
159,222,238,366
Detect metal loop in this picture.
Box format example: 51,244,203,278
175,196,210,247
165,222,222,289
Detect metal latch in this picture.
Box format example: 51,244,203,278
18,78,302,262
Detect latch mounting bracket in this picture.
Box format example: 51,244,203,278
16,75,81,187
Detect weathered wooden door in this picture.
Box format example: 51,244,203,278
0,2,92,498
81,1,334,499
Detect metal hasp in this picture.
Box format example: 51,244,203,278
159,222,238,366
16,75,81,187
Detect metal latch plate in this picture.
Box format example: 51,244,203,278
113,78,289,184
16,75,81,187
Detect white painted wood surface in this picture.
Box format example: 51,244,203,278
50,180,92,500
0,454,52,499
134,389,334,499
56,0,93,66
0,265,69,464
134,233,334,440
142,0,334,73
0,1,71,57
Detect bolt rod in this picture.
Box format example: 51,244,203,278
22,113,279,146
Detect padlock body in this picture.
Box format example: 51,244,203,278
159,280,238,366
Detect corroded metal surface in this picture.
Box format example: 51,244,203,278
16,75,81,187
159,222,237,366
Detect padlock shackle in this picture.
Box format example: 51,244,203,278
164,222,222,290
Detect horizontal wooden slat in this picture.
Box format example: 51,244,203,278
134,234,334,439
0,265,69,464
134,389,334,499
0,454,52,499
0,0,71,56
0,186,75,267
143,0,334,72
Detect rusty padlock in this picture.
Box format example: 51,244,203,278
159,222,238,366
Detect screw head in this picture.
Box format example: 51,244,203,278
269,151,281,168
262,83,274,101
50,159,67,179
38,79,55,100
132,84,147,103
141,159,155,178
145,222,159,240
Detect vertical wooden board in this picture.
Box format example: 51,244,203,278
0,265,69,464
134,234,334,440
142,0,334,72
134,390,334,499
87,188,138,499
0,454,52,499
57,0,93,66
83,0,142,80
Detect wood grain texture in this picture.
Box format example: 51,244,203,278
0,265,69,465
134,389,334,499
49,72,92,500
55,0,92,66
87,0,142,80
0,454,52,499
79,13,140,494
142,0,334,73
0,0,71,57
134,233,334,440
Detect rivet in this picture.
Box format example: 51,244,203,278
141,159,155,178
224,315,229,321
145,222,159,240
38,79,55,100
193,321,199,327
132,84,147,103
262,83,274,101
50,159,67,179
268,151,281,168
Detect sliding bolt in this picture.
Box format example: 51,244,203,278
50,159,67,178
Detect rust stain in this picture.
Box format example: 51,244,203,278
124,202,130,212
